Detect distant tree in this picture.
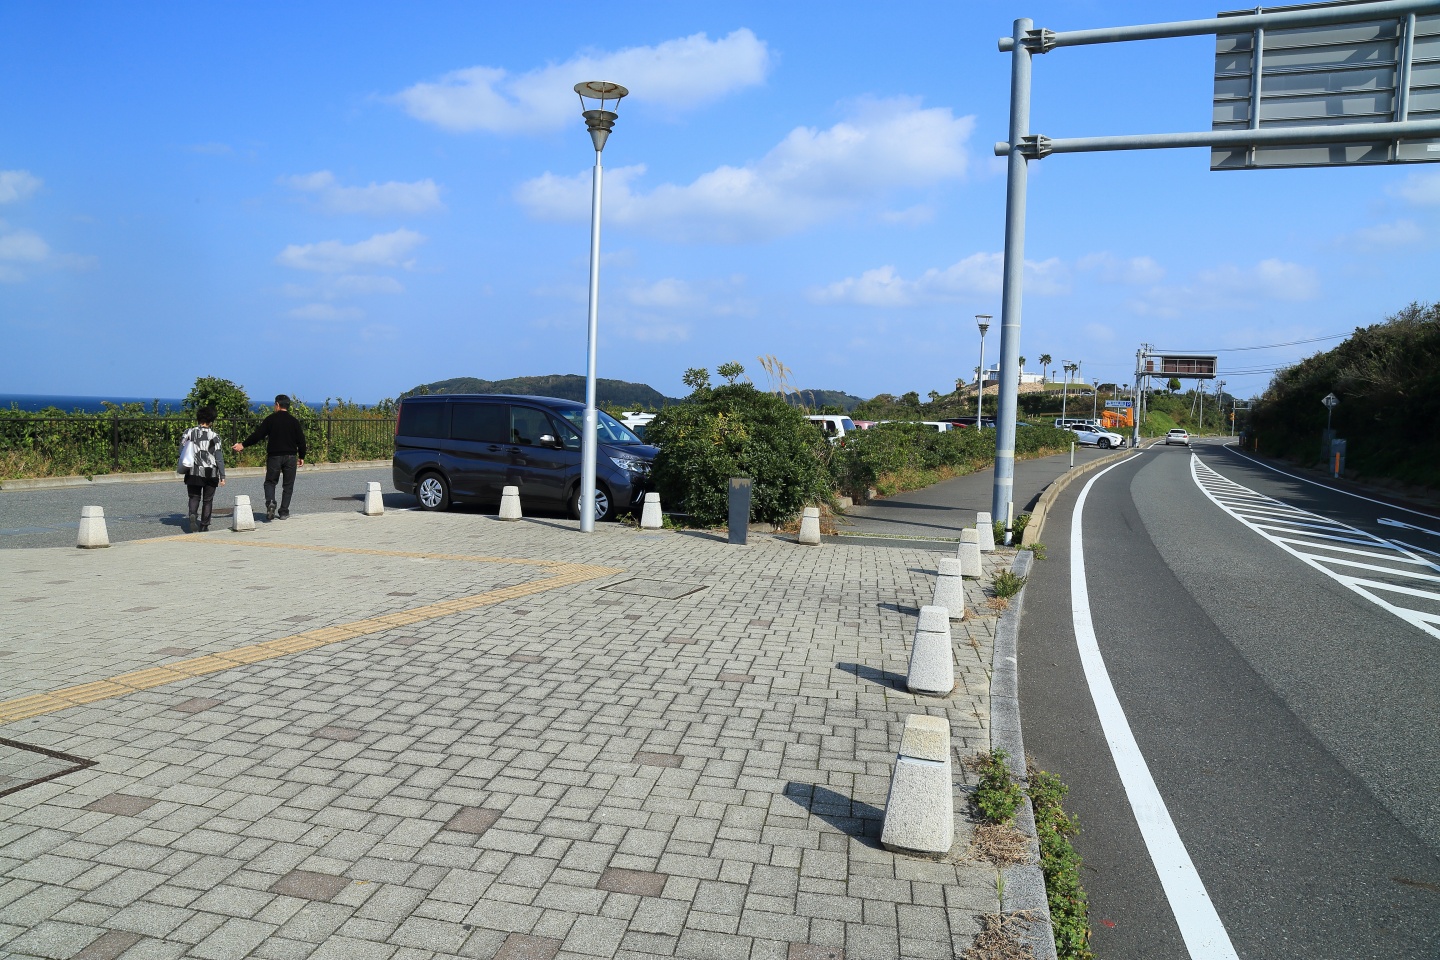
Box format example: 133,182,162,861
716,361,746,385
1019,356,1027,374
184,376,251,420
901,391,921,410
1168,377,1182,393
1039,353,1053,381
927,390,941,405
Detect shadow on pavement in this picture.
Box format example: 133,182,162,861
783,783,883,844
836,661,906,691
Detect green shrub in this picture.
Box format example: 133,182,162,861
643,384,832,527
970,749,1025,824
1028,765,1095,960
993,570,1028,599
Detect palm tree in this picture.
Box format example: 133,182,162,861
1019,356,1027,376
1039,353,1052,383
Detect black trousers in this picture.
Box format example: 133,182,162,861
264,454,298,512
186,477,218,526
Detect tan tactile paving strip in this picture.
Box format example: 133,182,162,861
0,510,1012,959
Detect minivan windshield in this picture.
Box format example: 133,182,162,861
558,408,644,445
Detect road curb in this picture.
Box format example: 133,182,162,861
1021,443,1150,547
989,549,1057,960
0,460,393,492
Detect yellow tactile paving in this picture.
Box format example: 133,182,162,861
0,540,622,727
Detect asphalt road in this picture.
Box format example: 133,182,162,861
1019,439,1440,958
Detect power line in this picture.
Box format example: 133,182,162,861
1154,333,1348,353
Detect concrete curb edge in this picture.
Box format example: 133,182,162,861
0,460,393,492
989,549,1058,960
1021,443,1148,548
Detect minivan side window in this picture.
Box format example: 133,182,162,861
510,406,553,446
550,414,581,451
451,402,509,443
399,401,448,439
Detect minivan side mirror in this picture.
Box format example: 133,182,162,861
540,434,563,449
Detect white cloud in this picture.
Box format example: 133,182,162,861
0,170,42,204
276,229,425,273
0,265,23,283
282,171,444,215
394,29,769,134
0,228,51,263
517,98,974,242
879,205,936,226
289,303,364,321
1391,171,1440,204
625,278,699,309
1345,219,1424,248
1127,258,1320,318
810,252,1067,307
1077,252,1165,285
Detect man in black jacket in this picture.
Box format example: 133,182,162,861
233,394,307,521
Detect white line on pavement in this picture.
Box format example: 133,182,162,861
1222,443,1440,522
1071,459,1240,959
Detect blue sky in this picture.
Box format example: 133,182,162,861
2,1,1435,404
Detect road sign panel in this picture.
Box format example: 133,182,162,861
1144,355,1218,379
1105,400,1134,408
1213,4,1440,169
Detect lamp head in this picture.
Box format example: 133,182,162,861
575,81,629,152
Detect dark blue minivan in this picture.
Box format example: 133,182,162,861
392,394,656,521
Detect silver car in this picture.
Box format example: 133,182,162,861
1069,425,1125,449
1165,429,1191,446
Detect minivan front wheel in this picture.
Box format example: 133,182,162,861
415,472,450,511
570,482,614,523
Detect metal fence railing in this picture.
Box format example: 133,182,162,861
0,415,397,478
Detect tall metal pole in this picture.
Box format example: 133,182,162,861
580,147,604,533
991,17,1032,522
1092,379,1099,421
976,316,990,427
1060,364,1070,423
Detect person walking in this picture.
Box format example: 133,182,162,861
180,406,226,532
232,394,307,521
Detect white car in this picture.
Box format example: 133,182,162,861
1068,425,1125,449
1165,429,1191,446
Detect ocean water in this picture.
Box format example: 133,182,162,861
0,394,327,414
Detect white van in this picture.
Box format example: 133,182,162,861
619,411,657,440
806,414,857,442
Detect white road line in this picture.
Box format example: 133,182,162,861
1222,443,1440,522
1192,457,1440,641
1072,459,1239,959
1305,555,1440,581
1248,518,1358,535
1272,538,1432,564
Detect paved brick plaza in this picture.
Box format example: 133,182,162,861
0,509,1012,959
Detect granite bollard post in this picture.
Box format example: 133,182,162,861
76,506,109,549
640,492,663,530
231,495,256,532
931,558,966,620
797,506,821,546
976,512,996,552
498,485,523,521
363,481,384,517
906,605,955,696
880,714,954,856
957,529,983,579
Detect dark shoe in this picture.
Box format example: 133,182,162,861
277,510,291,520
198,523,210,532
187,512,198,532
266,501,277,521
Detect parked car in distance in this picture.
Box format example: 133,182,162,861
619,411,656,440
1165,428,1191,446
806,414,858,442
851,419,877,430
1054,417,1098,430
393,394,655,522
948,417,997,429
1068,424,1126,449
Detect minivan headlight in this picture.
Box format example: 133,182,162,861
610,456,650,474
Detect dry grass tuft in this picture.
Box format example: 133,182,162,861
970,821,1032,867
986,595,1011,612
963,911,1037,960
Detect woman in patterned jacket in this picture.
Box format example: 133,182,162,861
180,405,226,532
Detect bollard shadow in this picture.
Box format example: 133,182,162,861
907,567,938,576
678,530,729,544
876,601,919,618
836,661,906,691
783,783,883,844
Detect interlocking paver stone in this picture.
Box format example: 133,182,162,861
0,509,1021,959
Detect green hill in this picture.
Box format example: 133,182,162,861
400,375,680,409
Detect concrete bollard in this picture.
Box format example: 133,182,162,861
976,512,996,553
363,481,384,517
907,605,955,696
880,714,954,856
957,529,983,579
797,506,821,546
931,558,967,621
76,506,109,549
231,495,256,532
640,492,663,530
498,485,523,521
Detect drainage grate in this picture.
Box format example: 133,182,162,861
0,737,96,798
600,579,707,600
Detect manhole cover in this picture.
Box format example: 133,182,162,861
0,737,96,798
600,579,707,600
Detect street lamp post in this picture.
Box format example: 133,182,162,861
1092,378,1099,421
1060,361,1076,423
574,80,628,533
975,315,991,427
